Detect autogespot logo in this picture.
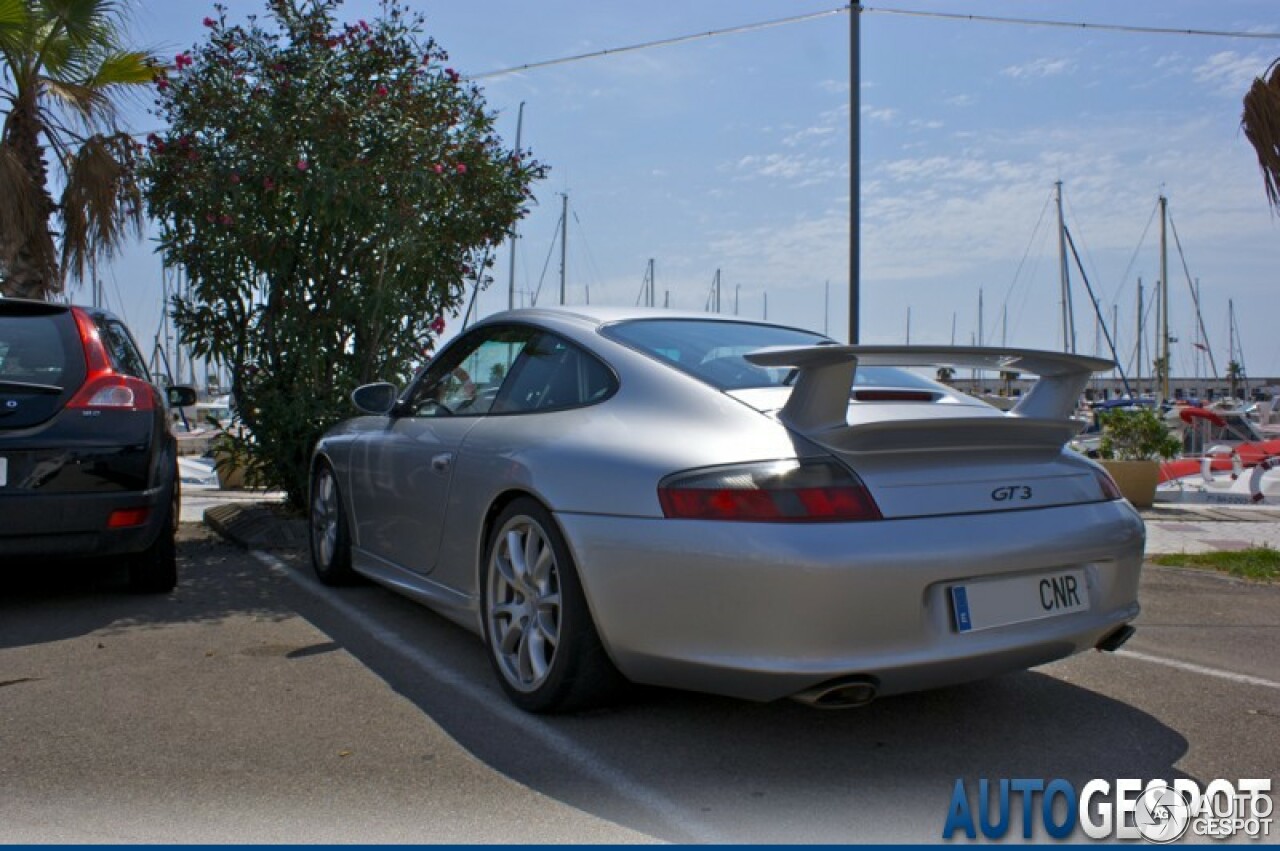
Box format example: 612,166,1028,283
942,778,1273,842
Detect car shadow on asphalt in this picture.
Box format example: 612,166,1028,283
0,533,1194,843
269,551,1193,845
0,528,292,650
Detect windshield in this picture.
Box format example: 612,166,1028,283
602,318,944,392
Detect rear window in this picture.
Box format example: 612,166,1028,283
0,312,79,389
601,318,942,392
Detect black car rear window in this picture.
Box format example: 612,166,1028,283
0,312,78,388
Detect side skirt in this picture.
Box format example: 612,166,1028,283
352,547,481,634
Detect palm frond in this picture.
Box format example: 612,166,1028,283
58,131,142,285
1242,59,1280,213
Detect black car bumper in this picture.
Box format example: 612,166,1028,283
0,481,173,560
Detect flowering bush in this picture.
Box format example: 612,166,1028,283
143,0,545,507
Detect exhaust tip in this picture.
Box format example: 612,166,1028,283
791,676,879,709
1096,624,1136,652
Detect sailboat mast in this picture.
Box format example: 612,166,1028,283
1136,279,1144,396
1159,194,1170,401
507,102,525,311
558,193,568,305
1055,181,1075,353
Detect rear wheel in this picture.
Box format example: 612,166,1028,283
310,461,358,585
128,483,178,594
482,498,625,713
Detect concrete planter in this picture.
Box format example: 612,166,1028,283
1100,459,1160,508
213,447,248,490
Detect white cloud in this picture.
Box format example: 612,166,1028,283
818,79,850,95
782,125,837,148
1194,50,1272,96
946,94,976,107
730,153,846,187
1001,57,1074,79
861,106,898,124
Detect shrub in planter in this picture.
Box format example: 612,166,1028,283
1097,407,1181,507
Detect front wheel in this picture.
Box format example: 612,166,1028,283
482,498,625,713
310,462,358,585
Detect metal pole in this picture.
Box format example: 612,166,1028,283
1159,194,1169,401
848,3,861,344
1136,279,1144,396
507,103,525,311
1055,181,1074,353
559,193,568,306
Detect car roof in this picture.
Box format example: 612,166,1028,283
479,305,817,334
0,296,121,323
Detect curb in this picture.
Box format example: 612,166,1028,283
204,502,308,551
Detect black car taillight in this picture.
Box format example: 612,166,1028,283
65,308,157,412
658,459,882,522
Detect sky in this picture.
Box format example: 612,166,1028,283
97,0,1280,380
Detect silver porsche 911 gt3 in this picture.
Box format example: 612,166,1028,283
309,307,1144,713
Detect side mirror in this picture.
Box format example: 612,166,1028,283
167,385,198,407
352,382,399,415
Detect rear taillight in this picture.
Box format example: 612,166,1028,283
658,459,882,522
67,375,156,411
1093,468,1124,501
65,308,156,412
108,507,151,528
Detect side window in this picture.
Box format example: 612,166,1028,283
100,320,151,381
492,332,616,414
403,327,533,418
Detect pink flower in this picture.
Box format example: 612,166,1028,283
375,84,388,97
430,316,446,335
219,214,233,225
203,16,216,27
455,163,467,174
296,159,309,171
358,19,369,32
205,214,216,223
156,77,169,91
175,52,192,69
445,68,459,83
432,163,443,174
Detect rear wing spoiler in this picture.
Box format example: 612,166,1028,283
744,345,1113,433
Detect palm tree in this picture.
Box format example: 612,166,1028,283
0,0,156,300
1226,359,1244,400
1242,59,1280,213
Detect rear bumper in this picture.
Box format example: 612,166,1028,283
558,500,1145,702
0,483,172,560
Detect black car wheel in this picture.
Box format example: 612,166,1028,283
481,497,625,713
128,483,178,594
310,461,358,585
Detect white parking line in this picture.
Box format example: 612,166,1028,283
1115,649,1280,692
251,550,721,844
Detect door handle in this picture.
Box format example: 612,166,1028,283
431,452,453,474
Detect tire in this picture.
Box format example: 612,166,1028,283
310,461,359,585
481,498,626,713
128,483,178,594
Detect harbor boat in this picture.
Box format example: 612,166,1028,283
1154,405,1280,505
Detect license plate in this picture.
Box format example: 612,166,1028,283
951,569,1089,633
0,456,6,487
